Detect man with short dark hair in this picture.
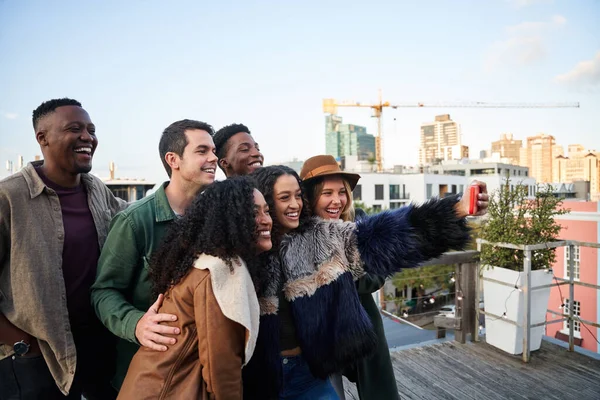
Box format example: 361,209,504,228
0,98,126,399
91,119,218,389
213,123,263,177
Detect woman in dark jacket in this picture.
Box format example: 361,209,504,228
245,164,488,399
301,154,399,399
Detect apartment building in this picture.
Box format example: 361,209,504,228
547,201,600,354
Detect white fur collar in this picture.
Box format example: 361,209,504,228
193,254,259,366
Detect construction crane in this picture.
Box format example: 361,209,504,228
323,91,580,172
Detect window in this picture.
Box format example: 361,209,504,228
111,188,130,201
375,184,384,200
389,202,404,209
426,184,433,199
562,299,581,335
389,184,400,200
471,168,496,175
372,204,382,212
353,184,362,201
565,246,581,280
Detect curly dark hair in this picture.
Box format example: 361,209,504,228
159,119,215,177
149,177,258,296
250,165,311,247
32,98,82,130
213,123,252,163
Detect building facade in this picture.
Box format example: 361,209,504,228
426,160,536,197
546,201,600,354
553,147,600,201
351,173,467,212
520,134,559,184
325,115,376,161
419,114,467,165
104,179,155,201
491,133,522,165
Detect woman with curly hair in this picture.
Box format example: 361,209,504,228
117,177,272,400
244,165,488,399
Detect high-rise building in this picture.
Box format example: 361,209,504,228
553,145,600,200
419,114,466,165
325,115,376,161
521,134,556,183
491,133,522,165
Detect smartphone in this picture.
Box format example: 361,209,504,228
469,185,480,215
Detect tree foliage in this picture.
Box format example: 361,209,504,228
391,264,455,291
479,180,568,271
353,201,375,215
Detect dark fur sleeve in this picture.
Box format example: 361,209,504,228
355,207,423,277
407,195,471,259
355,196,470,277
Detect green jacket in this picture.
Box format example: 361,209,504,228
91,182,175,389
348,274,400,400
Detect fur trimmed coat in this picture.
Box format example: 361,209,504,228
243,196,470,399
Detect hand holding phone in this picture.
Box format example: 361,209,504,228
469,185,480,215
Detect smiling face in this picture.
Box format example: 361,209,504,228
220,131,264,177
313,176,349,221
253,189,273,253
36,105,97,177
174,129,218,190
272,174,303,233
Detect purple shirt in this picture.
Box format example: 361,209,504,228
36,167,100,328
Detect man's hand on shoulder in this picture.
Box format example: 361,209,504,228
135,294,181,351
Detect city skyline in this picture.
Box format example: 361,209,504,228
1,0,598,183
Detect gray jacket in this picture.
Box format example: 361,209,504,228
0,161,126,395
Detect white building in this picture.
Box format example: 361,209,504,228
426,160,537,197
352,173,466,211
351,161,537,210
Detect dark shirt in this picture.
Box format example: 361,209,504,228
36,167,100,329
278,292,300,351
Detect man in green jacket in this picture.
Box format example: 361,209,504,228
91,119,218,389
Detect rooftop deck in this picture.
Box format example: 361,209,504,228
343,339,600,399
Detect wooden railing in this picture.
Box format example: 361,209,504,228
430,242,600,363
426,251,479,344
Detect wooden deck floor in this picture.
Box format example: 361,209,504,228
343,340,600,400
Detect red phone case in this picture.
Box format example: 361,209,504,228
469,185,480,215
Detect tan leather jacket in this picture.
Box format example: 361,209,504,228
118,255,259,400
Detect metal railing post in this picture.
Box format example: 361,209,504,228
475,239,482,343
568,242,575,352
523,248,532,363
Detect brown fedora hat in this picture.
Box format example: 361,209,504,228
300,155,361,190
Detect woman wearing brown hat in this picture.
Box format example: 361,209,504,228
245,164,488,400
301,155,399,400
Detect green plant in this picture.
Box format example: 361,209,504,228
353,201,375,215
391,264,455,313
479,180,568,271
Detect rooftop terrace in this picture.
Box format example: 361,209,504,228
343,243,600,399
343,339,600,399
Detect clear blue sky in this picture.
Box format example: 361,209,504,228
1,0,598,183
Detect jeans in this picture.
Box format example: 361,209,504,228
0,323,116,400
279,355,339,400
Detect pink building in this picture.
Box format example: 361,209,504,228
546,201,599,353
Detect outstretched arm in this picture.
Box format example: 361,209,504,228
355,181,488,277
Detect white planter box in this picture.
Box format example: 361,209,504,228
482,266,552,355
